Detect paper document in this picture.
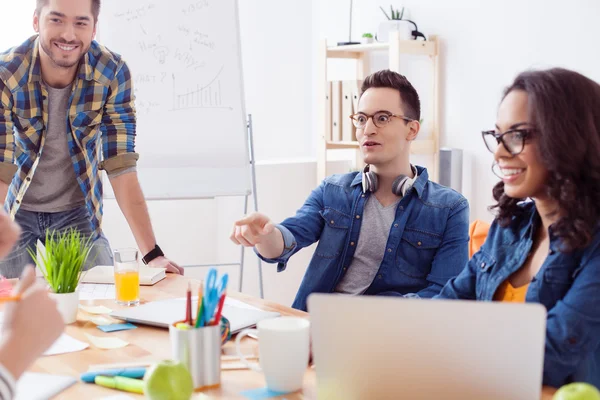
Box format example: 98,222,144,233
43,333,89,356
0,312,89,356
85,333,129,349
15,372,76,400
78,283,116,300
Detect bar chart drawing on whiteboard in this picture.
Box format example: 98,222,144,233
171,66,231,111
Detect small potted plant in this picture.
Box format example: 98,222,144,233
361,33,374,44
377,5,413,42
29,228,94,324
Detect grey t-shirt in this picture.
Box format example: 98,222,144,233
20,83,86,212
335,196,399,295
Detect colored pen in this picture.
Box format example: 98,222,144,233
195,284,204,328
80,367,147,383
211,292,227,326
185,282,192,325
94,376,144,394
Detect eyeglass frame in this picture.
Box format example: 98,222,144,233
349,111,415,129
481,128,536,156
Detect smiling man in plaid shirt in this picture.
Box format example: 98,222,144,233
0,0,183,278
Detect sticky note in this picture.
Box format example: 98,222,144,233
239,387,291,400
84,333,129,349
97,323,137,333
90,316,117,326
79,305,112,314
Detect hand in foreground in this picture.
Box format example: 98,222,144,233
0,267,64,379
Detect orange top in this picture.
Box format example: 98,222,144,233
493,280,530,303
469,220,491,258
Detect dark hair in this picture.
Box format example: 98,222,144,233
361,69,421,121
36,0,101,22
491,68,600,252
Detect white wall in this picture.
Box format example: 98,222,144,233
237,0,314,162
0,0,36,51
314,0,600,222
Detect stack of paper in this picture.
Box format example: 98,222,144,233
81,265,166,285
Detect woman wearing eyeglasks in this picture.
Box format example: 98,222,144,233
435,68,600,390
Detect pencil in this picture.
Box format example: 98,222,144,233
0,295,21,303
194,284,204,328
211,292,226,326
185,282,192,325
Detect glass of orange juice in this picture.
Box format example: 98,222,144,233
114,248,140,306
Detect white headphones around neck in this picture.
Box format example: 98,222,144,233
361,164,418,197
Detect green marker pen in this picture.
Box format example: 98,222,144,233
94,376,144,394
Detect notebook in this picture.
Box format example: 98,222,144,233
110,296,280,333
15,373,77,400
81,265,166,286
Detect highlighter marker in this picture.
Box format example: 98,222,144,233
80,367,147,383
94,376,145,394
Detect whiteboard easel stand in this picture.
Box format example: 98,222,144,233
181,114,264,299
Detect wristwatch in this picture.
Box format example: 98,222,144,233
142,245,164,265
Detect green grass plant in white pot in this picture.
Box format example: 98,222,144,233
28,228,94,324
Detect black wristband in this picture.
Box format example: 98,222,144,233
142,245,164,265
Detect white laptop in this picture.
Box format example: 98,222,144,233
110,296,280,333
308,294,547,400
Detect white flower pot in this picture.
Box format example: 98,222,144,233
49,291,79,324
361,37,374,44
376,20,413,42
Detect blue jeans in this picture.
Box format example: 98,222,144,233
0,206,113,278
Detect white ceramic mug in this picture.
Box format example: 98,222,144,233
235,317,310,393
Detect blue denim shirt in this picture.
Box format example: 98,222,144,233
437,201,600,388
257,166,469,311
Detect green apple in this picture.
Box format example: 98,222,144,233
553,383,600,400
144,360,194,400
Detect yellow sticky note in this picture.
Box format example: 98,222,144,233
90,316,116,326
79,305,113,314
85,333,129,349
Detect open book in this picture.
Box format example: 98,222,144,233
81,265,167,286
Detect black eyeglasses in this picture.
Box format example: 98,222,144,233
350,111,414,129
481,129,535,156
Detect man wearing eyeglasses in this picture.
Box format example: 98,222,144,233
231,69,469,311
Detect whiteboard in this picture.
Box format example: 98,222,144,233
98,0,250,199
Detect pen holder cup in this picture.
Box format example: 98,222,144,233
169,322,222,391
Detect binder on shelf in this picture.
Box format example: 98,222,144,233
331,81,342,142
352,80,362,114
325,81,332,141
341,81,355,142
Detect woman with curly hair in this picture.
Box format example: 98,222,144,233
435,68,600,388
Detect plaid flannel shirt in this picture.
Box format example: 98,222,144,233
0,36,139,237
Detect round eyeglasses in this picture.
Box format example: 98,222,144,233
350,112,414,129
481,129,535,156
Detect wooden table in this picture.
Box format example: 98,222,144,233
32,275,313,399
28,274,556,399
